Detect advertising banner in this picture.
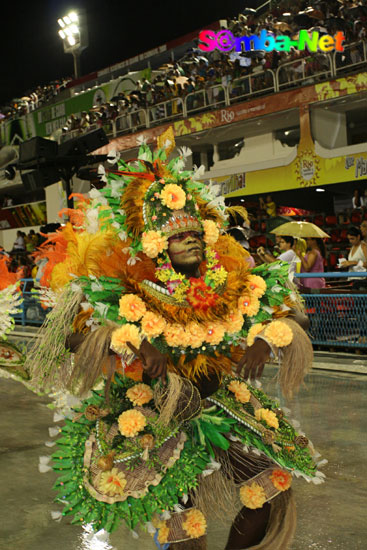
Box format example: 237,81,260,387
0,201,47,229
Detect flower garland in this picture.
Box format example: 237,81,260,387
155,246,228,305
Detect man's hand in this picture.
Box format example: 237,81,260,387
236,339,271,381
127,339,167,384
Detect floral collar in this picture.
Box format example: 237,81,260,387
151,246,228,310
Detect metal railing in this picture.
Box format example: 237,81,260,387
148,97,184,122
295,272,367,348
230,70,277,101
276,54,333,90
184,85,227,115
334,40,367,74
12,279,50,327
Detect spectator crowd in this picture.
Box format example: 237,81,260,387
2,1,367,137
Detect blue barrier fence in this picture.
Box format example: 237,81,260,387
13,278,50,327
295,272,367,348
12,273,367,349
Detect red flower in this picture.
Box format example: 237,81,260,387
186,277,219,311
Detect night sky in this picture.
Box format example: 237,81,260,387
1,0,260,106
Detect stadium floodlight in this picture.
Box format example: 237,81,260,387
57,9,88,79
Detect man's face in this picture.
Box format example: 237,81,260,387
168,231,204,271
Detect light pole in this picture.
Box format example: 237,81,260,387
57,10,88,80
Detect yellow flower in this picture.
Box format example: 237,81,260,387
141,311,166,338
164,323,190,348
247,323,264,347
204,322,226,346
119,294,146,322
126,383,153,406
238,295,260,317
227,380,251,404
247,275,267,298
173,283,189,303
182,509,207,539
111,324,141,354
157,522,170,544
160,183,186,210
269,469,292,491
240,482,267,509
142,231,168,258
97,467,127,497
264,321,293,348
255,408,279,430
118,408,147,437
203,219,219,245
210,266,228,286
185,322,206,349
224,311,244,335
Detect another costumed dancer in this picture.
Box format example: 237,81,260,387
0,256,24,377
27,131,324,550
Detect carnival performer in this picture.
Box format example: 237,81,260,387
0,256,24,377
26,131,324,550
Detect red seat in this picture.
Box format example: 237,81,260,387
313,215,324,227
325,215,337,226
329,253,337,268
340,229,348,241
330,229,340,243
351,212,362,224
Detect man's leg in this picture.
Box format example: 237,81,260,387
225,504,271,549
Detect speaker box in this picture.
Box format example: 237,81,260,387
58,128,109,157
21,167,60,192
19,137,58,163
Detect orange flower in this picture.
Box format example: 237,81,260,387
119,294,146,322
182,509,207,539
203,219,219,245
157,522,170,544
118,408,147,437
185,322,206,349
186,277,219,311
238,295,260,317
227,380,251,404
240,482,267,509
97,467,127,496
247,323,264,347
255,408,279,430
204,322,226,346
126,383,153,406
160,183,186,210
224,311,244,334
269,469,292,491
142,230,168,258
164,323,190,348
141,311,166,338
264,321,293,347
247,275,267,298
111,324,141,354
